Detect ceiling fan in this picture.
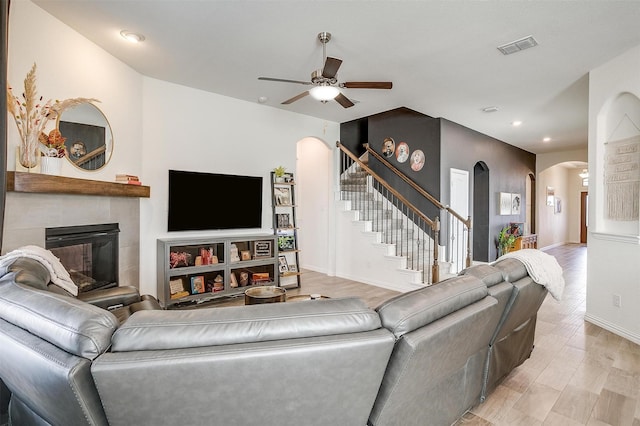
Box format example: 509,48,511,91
258,32,392,108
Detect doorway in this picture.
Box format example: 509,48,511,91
473,162,490,262
449,168,469,273
580,191,588,243
526,173,536,234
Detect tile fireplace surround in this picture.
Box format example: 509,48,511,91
2,190,141,289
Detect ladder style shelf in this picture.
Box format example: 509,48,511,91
271,171,301,289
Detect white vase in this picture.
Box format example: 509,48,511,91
40,156,63,175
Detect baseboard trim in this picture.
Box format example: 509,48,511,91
539,241,566,251
300,264,329,275
584,313,640,345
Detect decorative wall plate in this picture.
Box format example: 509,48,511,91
382,137,395,158
410,149,425,171
396,142,409,163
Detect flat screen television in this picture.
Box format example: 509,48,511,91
168,170,263,232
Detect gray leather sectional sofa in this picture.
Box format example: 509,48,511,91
0,255,548,426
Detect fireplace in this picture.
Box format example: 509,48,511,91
45,223,119,293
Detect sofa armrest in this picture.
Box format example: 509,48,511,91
77,286,141,310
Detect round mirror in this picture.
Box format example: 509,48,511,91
56,103,113,171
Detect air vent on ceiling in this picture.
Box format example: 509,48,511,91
497,35,538,55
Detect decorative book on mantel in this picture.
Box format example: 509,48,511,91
115,174,142,185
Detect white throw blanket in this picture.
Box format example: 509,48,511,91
495,249,565,301
0,245,78,295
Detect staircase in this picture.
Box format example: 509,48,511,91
335,165,454,293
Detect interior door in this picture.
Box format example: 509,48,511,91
449,168,469,273
580,191,588,243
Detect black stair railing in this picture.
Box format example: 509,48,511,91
337,142,441,284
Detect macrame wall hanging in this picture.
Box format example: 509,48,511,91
604,114,640,221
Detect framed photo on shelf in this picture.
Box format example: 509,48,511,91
278,255,289,273
190,275,205,294
288,265,298,273
240,250,252,261
276,213,291,228
253,240,272,258
239,271,249,287
169,278,185,295
278,235,296,251
274,187,292,206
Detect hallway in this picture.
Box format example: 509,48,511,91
462,244,640,425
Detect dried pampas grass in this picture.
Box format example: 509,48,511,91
7,63,100,144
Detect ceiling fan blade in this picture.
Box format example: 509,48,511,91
258,77,312,86
322,57,342,79
341,81,393,89
282,91,310,105
334,92,355,108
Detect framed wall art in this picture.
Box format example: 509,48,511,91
396,142,409,163
382,137,395,158
499,192,512,215
410,149,425,171
511,193,521,215
546,186,555,206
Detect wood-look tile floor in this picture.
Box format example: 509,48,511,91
200,244,640,425
458,244,640,426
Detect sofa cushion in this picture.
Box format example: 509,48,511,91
111,297,381,351
459,264,504,287
0,272,118,359
375,275,488,338
493,258,529,282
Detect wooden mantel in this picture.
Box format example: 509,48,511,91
6,171,150,198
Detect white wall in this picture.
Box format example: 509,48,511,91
139,79,339,295
6,1,340,297
587,44,640,344
296,137,333,274
535,149,587,247
4,1,146,287
536,165,570,249
7,1,143,179
536,148,587,173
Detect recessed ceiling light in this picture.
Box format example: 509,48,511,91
482,106,499,113
543,137,551,142
258,96,268,104
120,30,145,43
512,121,522,127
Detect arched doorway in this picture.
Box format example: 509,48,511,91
473,161,490,262
527,173,536,234
295,137,332,274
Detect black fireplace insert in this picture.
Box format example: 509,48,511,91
45,223,119,292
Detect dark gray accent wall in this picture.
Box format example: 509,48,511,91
339,107,536,263
439,119,535,261
367,107,441,221
339,116,368,158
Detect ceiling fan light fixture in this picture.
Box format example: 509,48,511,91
310,85,340,101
